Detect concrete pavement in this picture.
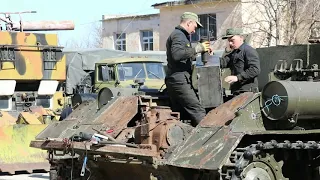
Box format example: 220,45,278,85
0,173,49,180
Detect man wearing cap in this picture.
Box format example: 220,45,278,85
220,28,261,95
165,12,211,127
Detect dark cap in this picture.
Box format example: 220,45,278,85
222,28,244,39
181,12,203,28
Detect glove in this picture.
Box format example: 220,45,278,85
225,45,232,53
223,46,233,56
195,41,210,53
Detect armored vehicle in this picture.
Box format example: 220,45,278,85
0,11,74,174
30,38,320,180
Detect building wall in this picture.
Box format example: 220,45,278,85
102,15,160,52
157,1,242,51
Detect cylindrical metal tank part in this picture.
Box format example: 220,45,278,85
71,93,97,108
261,81,320,121
12,21,75,31
97,87,138,109
200,37,209,65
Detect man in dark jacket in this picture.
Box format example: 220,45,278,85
165,12,211,126
220,28,261,95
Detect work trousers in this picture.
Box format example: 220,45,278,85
165,72,206,126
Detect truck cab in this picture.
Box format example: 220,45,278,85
94,57,166,92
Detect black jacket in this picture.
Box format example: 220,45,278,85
165,25,197,82
220,43,261,94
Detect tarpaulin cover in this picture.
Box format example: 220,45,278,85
62,48,167,94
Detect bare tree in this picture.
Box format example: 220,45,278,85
90,22,103,48
242,0,320,47
286,0,320,45
64,22,103,49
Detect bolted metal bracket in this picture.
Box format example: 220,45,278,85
42,47,62,70
0,45,16,70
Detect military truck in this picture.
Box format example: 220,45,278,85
63,48,167,95
62,49,169,113
0,11,74,174
94,57,166,92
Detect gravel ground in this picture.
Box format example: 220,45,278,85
0,173,49,180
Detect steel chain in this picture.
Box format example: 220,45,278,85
223,139,320,180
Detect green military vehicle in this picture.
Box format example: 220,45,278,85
63,49,167,95
30,32,320,180
94,57,166,92
65,55,167,110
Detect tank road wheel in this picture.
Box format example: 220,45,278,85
240,153,287,180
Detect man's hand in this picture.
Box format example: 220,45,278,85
195,41,211,53
224,76,238,84
208,47,214,55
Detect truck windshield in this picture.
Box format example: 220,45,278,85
145,62,165,79
117,63,146,81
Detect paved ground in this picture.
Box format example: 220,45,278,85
0,173,49,180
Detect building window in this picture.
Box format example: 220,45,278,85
141,30,153,51
115,33,126,51
191,14,217,42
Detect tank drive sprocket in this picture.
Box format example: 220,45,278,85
222,146,289,180
240,153,288,180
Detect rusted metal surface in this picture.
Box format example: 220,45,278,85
20,21,75,31
30,140,159,158
98,96,138,137
115,128,135,142
1,11,75,31
167,127,243,170
134,106,192,157
9,21,75,31
35,120,78,140
32,97,194,166
200,92,254,127
36,96,138,140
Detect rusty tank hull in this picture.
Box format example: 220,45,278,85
30,57,320,180
30,88,320,180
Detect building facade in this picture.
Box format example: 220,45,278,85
152,0,243,50
152,0,317,49
102,0,315,52
101,14,160,52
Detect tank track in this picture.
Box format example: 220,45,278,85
221,139,320,180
